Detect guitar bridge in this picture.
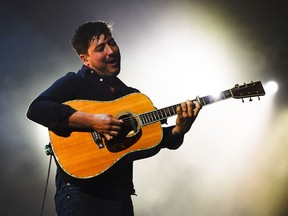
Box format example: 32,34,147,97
91,131,105,149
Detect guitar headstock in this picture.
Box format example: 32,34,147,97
231,81,266,101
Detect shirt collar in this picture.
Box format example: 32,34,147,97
77,65,96,79
77,65,123,87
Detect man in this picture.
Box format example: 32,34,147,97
27,21,201,216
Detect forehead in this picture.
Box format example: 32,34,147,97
90,34,112,46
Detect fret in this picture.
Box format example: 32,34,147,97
200,97,206,105
173,105,178,115
152,111,157,121
159,110,163,119
155,110,161,119
139,115,143,125
162,108,167,116
201,96,211,105
140,116,145,125
151,113,155,122
144,114,149,124
142,115,147,124
168,107,172,116
148,113,153,123
164,109,169,118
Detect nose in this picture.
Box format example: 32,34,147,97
106,44,116,56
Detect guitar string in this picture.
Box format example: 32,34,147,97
118,108,177,126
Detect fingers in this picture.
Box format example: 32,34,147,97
178,100,201,118
180,102,189,113
104,117,123,140
90,114,123,138
192,100,201,117
106,116,123,136
103,133,114,141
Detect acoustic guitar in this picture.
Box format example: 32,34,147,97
48,81,265,179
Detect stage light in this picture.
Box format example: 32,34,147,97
265,80,278,94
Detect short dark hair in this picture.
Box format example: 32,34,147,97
71,21,113,55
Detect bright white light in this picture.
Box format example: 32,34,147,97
210,92,223,101
265,81,278,94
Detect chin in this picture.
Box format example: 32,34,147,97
108,69,120,77
112,66,121,76
112,71,120,77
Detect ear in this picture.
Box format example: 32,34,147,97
79,54,88,63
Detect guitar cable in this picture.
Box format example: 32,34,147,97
40,144,53,216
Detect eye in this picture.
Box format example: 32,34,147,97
108,38,117,46
95,45,105,52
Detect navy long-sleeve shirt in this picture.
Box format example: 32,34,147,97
27,65,184,197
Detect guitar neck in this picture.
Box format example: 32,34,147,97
139,89,232,126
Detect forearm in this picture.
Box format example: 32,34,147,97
68,111,93,129
68,111,123,140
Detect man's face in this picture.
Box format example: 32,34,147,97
81,34,121,77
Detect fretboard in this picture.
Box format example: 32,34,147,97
139,89,232,126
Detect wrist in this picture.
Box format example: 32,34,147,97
68,111,92,129
172,126,184,136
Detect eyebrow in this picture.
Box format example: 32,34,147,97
93,36,114,50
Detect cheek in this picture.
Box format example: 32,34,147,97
90,53,106,63
98,53,107,61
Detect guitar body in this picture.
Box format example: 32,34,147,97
49,93,163,179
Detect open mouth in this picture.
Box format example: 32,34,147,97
106,58,119,65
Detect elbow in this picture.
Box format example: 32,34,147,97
26,104,34,121
26,101,39,122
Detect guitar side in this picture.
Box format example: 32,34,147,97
49,93,163,179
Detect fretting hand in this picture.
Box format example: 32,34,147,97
172,100,201,136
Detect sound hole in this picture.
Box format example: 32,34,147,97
105,112,142,152
119,113,138,137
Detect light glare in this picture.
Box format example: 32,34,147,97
265,81,278,94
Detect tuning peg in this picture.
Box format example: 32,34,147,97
249,98,253,102
242,98,244,103
258,96,260,100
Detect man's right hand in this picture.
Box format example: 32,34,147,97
68,111,122,140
